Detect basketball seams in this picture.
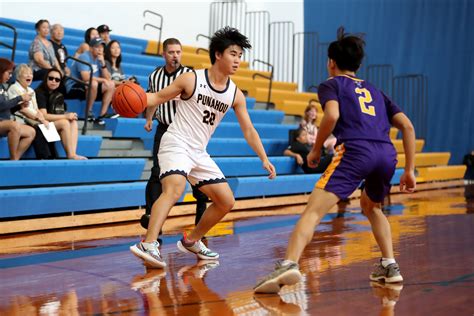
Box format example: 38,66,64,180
112,82,147,117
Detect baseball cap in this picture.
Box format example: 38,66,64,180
97,24,112,33
89,37,105,47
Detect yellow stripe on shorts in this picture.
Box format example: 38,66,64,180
316,143,346,189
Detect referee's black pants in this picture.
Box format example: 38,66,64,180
145,122,209,225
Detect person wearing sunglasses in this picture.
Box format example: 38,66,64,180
34,68,87,160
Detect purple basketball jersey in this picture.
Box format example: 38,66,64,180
318,75,402,144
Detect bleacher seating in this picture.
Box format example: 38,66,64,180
0,135,102,159
0,159,145,187
0,18,466,230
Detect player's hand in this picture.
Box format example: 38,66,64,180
295,154,304,166
399,170,416,193
144,120,153,132
307,149,321,168
263,160,276,179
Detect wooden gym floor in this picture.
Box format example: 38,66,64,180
0,185,473,315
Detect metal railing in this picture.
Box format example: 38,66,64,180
143,10,164,56
195,34,211,59
316,41,330,85
292,32,318,92
268,21,294,82
392,74,428,139
209,1,247,36
367,64,394,96
0,22,17,61
252,59,273,109
196,48,209,55
64,56,93,135
244,11,270,70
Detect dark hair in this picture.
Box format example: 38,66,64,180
163,38,182,52
84,27,97,43
294,128,307,140
35,19,50,31
105,40,122,68
0,58,14,75
37,68,64,92
209,26,251,64
328,27,365,72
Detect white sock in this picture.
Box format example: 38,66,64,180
381,258,396,268
141,241,158,250
280,259,297,267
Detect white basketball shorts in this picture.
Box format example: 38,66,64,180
158,132,227,187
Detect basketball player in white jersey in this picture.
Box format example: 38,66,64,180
130,27,276,268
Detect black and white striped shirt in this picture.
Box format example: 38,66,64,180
147,65,193,125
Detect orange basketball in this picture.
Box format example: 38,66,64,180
112,82,147,118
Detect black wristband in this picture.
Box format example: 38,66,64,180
101,65,107,69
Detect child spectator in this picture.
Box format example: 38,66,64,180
0,58,35,160
284,128,333,174
300,102,337,154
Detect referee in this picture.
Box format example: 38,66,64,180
142,38,208,236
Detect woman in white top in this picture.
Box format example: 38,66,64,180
8,64,83,160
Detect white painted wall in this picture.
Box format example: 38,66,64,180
0,0,303,48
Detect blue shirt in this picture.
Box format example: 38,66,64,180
66,51,101,92
318,75,402,144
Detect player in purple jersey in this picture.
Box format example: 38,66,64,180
254,28,417,294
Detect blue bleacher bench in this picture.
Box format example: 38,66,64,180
215,156,300,177
142,138,289,156
0,135,102,159
0,159,146,187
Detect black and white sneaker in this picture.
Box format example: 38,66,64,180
87,111,95,122
177,235,219,260
94,117,106,126
102,113,120,119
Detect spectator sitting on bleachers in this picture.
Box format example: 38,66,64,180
66,37,117,125
284,128,333,174
29,19,62,81
0,58,35,160
104,40,138,87
300,102,337,154
49,24,70,77
35,68,87,160
97,24,112,45
74,27,99,58
8,64,56,159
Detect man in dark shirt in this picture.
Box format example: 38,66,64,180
50,24,70,76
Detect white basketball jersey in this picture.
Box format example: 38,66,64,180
166,69,237,150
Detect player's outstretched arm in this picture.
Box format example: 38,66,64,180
308,100,339,168
234,89,276,179
391,112,416,192
145,72,195,108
